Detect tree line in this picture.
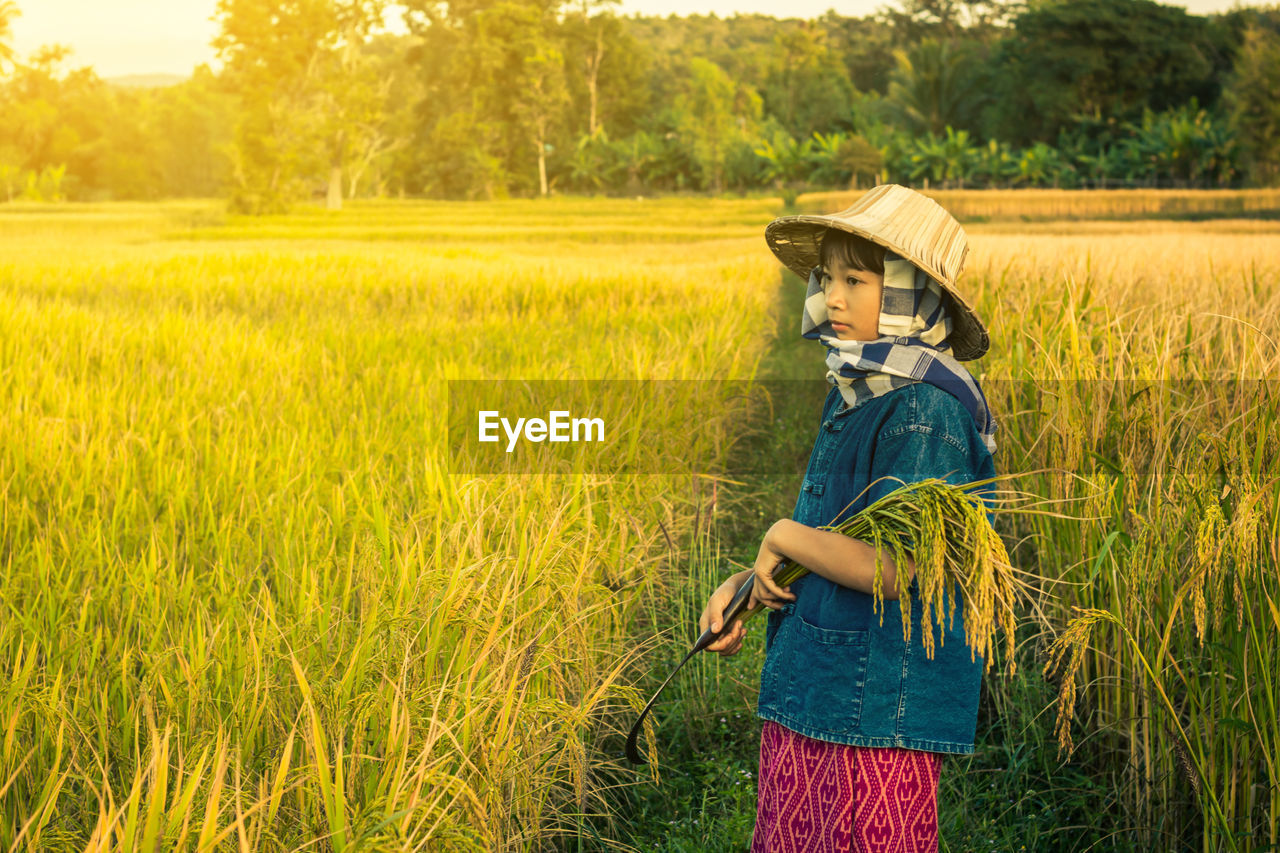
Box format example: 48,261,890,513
2,0,1280,210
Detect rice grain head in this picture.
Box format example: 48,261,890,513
1043,607,1112,756
1228,473,1263,629
1193,499,1228,643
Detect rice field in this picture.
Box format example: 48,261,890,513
0,199,781,850
799,188,1280,221
1,193,1278,851
968,217,1280,851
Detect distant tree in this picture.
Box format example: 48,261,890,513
624,11,783,96
818,12,898,96
904,126,978,188
973,137,1017,187
806,131,848,187
404,0,503,198
146,65,235,197
0,34,233,200
985,0,1221,148
0,46,122,199
754,128,814,204
854,116,914,184
1014,140,1071,188
510,15,571,197
673,57,741,194
885,38,989,137
612,129,665,194
565,127,619,192
0,0,19,72
882,0,1020,44
807,130,883,189
1224,24,1280,186
562,0,621,138
761,25,857,140
1073,145,1126,190
1216,4,1280,41
97,88,160,198
1118,99,1237,187
214,0,389,213
404,0,572,199
318,5,403,208
587,16,649,139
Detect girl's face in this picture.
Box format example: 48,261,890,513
820,257,885,341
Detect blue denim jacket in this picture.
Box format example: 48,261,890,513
756,381,998,754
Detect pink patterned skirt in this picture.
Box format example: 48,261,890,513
751,720,943,853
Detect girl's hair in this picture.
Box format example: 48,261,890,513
819,229,886,275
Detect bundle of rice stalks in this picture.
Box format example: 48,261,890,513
625,476,1031,765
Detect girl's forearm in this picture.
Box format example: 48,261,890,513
769,519,916,600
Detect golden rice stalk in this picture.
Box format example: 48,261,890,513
766,476,1027,675
1041,607,1112,756
1227,472,1264,630
1193,498,1228,642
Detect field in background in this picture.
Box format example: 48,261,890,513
800,187,1280,221
1,194,1278,851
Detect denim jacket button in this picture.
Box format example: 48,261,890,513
823,420,834,432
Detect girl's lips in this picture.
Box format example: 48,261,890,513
831,322,850,330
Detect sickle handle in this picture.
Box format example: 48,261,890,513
624,575,761,765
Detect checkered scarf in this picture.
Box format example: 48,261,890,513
801,250,998,456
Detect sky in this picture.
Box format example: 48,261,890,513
6,0,1262,79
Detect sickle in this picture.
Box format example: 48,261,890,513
625,573,761,765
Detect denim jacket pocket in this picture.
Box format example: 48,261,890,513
763,610,869,735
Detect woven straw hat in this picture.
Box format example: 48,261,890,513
764,183,989,361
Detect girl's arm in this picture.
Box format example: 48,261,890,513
749,519,918,611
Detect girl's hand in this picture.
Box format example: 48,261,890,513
699,571,750,656
749,521,797,612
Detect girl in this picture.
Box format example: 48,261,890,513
698,184,999,852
